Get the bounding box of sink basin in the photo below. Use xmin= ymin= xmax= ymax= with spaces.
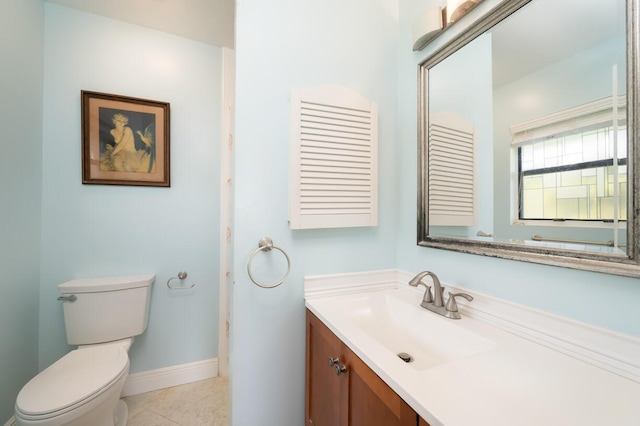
xmin=328 ymin=290 xmax=497 ymax=370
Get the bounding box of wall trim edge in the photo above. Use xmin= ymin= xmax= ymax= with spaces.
xmin=304 ymin=269 xmax=400 ymax=299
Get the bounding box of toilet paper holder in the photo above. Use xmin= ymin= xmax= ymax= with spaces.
xmin=167 ymin=271 xmax=196 ymax=290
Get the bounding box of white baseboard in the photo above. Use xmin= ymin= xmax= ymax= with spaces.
xmin=121 ymin=358 xmax=218 ymax=397
xmin=3 ymin=416 xmax=15 ymax=426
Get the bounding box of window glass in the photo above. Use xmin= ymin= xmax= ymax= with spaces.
xmin=519 ymin=125 xmax=626 ymax=220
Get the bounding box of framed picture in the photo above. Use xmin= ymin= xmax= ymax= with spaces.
xmin=81 ymin=91 xmax=170 ymax=187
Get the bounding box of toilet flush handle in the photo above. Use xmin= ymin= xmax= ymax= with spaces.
xmin=57 ymin=295 xmax=77 ymax=302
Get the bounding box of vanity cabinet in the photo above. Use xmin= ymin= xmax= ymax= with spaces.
xmin=306 ymin=309 xmax=430 ymax=426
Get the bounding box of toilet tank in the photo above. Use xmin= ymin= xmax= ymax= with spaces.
xmin=57 ymin=274 xmax=155 ymax=345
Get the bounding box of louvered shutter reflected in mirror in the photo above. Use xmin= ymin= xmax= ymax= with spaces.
xmin=429 ymin=111 xmax=476 ymax=226
xmin=290 ymin=86 xmax=378 ymax=229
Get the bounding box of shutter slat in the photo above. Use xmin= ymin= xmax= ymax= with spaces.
xmin=301 ymin=156 xmax=372 ymax=167
xmin=301 ymin=146 xmax=372 ymax=158
xmin=301 ymin=135 xmax=372 ymax=149
xmin=301 ymin=101 xmax=371 ymax=118
xmin=300 ymin=208 xmax=372 ymax=215
xmin=301 ymin=114 xmax=372 ymax=130
xmin=301 ymin=176 xmax=371 ymax=184
xmin=301 ymin=127 xmax=371 ymax=142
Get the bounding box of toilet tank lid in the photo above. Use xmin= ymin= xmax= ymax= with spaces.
xmin=58 ymin=274 xmax=155 ymax=293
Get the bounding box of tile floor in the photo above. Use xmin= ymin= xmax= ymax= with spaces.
xmin=124 ymin=377 xmax=229 ymax=426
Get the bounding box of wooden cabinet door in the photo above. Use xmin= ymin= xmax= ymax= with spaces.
xmin=344 ymin=345 xmax=417 ymax=426
xmin=419 ymin=417 xmax=432 ymax=426
xmin=306 ymin=311 xmax=348 ymax=426
xmin=306 ymin=309 xmax=419 ymax=426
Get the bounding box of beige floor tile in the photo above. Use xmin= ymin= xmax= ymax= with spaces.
xmin=124 ymin=377 xmax=229 ymax=426
xmin=124 ymin=399 xmax=146 ymax=420
xmin=127 ymin=408 xmax=181 ymax=426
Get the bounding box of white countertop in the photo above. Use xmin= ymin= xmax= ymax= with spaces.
xmin=305 ymin=285 xmax=640 ymax=426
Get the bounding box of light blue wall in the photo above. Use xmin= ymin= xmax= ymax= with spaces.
xmin=0 ymin=0 xmax=44 ymax=420
xmin=39 ymin=4 xmax=222 ymax=373
xmin=232 ymin=0 xmax=399 ymax=424
xmin=397 ymin=0 xmax=640 ymax=337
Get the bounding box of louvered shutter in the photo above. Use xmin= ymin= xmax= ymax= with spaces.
xmin=429 ymin=111 xmax=476 ymax=226
xmin=290 ymin=86 xmax=378 ymax=229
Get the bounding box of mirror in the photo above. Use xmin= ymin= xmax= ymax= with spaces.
xmin=418 ymin=0 xmax=640 ymax=277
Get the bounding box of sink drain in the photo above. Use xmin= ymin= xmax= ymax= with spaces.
xmin=397 ymin=352 xmax=413 ymax=363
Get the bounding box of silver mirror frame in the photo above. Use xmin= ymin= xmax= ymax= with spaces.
xmin=418 ymin=0 xmax=640 ymax=278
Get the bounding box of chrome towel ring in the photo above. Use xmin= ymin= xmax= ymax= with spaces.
xmin=247 ymin=237 xmax=291 ymax=289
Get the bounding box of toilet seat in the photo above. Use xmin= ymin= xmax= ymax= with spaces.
xmin=15 ymin=345 xmax=129 ymax=421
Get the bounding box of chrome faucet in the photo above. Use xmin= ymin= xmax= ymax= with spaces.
xmin=408 ymin=271 xmax=473 ymax=320
xmin=409 ymin=271 xmax=444 ymax=307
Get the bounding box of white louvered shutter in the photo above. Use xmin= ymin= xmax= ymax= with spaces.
xmin=290 ymin=86 xmax=378 ymax=229
xmin=429 ymin=111 xmax=476 ymax=226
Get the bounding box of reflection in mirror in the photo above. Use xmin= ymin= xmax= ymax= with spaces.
xmin=419 ymin=0 xmax=640 ymax=276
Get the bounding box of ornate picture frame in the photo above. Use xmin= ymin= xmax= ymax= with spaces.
xmin=81 ymin=91 xmax=170 ymax=187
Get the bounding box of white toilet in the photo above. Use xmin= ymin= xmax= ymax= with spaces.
xmin=15 ymin=274 xmax=155 ymax=426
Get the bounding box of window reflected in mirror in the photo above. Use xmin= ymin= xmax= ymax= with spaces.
xmin=519 ymin=124 xmax=627 ymax=222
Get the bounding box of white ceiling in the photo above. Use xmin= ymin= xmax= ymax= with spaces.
xmin=46 ymin=0 xmax=235 ymax=48
xmin=491 ymin=0 xmax=624 ymax=87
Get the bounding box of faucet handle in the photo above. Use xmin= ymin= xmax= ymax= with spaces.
xmin=445 ymin=292 xmax=474 ymax=313
xmin=422 ymin=285 xmax=433 ymax=303
xmin=409 ymin=278 xmax=433 ymax=303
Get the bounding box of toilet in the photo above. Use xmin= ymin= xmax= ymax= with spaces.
xmin=15 ymin=274 xmax=155 ymax=426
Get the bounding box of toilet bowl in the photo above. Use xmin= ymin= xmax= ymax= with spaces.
xmin=15 ymin=274 xmax=154 ymax=426
xmin=15 ymin=344 xmax=130 ymax=426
